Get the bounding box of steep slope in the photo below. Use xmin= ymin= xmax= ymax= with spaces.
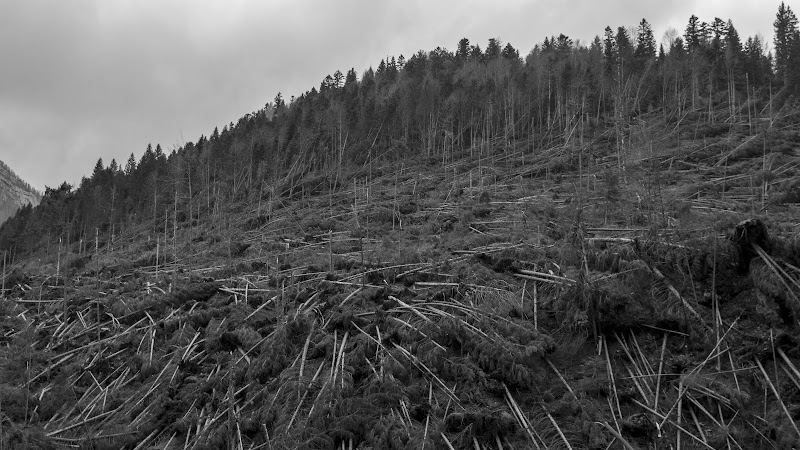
xmin=0 ymin=106 xmax=799 ymax=449
xmin=0 ymin=160 xmax=41 ymax=224
xmin=0 ymin=8 xmax=799 ymax=447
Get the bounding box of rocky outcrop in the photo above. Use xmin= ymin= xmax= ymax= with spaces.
xmin=0 ymin=160 xmax=41 ymax=224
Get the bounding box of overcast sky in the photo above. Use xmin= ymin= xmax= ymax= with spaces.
xmin=0 ymin=0 xmax=786 ymax=191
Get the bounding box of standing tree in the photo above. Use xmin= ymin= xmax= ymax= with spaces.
xmin=774 ymin=2 xmax=800 ymax=89
xmin=743 ymin=35 xmax=771 ymax=87
xmin=124 ymin=153 xmax=136 ymax=176
xmin=635 ymin=18 xmax=657 ymax=62
xmin=456 ymin=38 xmax=470 ymax=61
xmin=486 ymin=38 xmax=502 ymax=60
xmin=603 ymin=26 xmax=617 ymax=80
xmin=684 ymin=15 xmax=706 ymax=54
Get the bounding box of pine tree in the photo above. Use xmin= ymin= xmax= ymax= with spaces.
xmin=125 ymin=153 xmax=136 ymax=176
xmin=725 ymin=20 xmax=743 ymax=74
xmin=603 ymin=26 xmax=617 ymax=68
xmin=774 ymin=2 xmax=799 ymax=87
xmin=669 ymin=37 xmax=685 ymax=57
xmin=616 ymin=27 xmax=634 ymax=74
xmin=744 ymin=35 xmax=771 ymax=86
xmin=320 ymin=74 xmax=335 ymax=93
xmin=502 ymin=43 xmax=519 ymax=60
xmin=92 ymin=158 xmax=104 ymax=181
xmin=456 ymin=38 xmax=470 ymax=61
xmin=684 ymin=15 xmax=704 ymax=53
xmin=635 ymin=18 xmax=656 ymax=60
xmin=555 ymin=34 xmax=572 ymax=53
xmin=469 ymin=44 xmax=483 ymax=62
xmin=485 ymin=38 xmax=502 ymax=60
xmin=634 ymin=18 xmax=656 ymax=75
xmin=710 ymin=17 xmax=727 ymax=60
xmin=386 ymin=56 xmax=398 ymax=81
xmin=332 ymin=70 xmax=344 ymax=89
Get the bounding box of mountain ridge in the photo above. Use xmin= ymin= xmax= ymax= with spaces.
xmin=0 ymin=159 xmax=41 ymax=225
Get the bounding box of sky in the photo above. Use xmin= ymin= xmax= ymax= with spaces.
xmin=0 ymin=0 xmax=787 ymax=192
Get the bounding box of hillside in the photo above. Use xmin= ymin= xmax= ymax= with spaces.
xmin=0 ymin=104 xmax=799 ymax=449
xmin=1 ymin=7 xmax=800 ymax=450
xmin=0 ymin=160 xmax=41 ymax=225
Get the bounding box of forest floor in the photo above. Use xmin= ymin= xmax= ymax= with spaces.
xmin=2 ymin=108 xmax=800 ymax=449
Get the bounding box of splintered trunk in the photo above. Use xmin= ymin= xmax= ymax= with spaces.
xmin=708 ymin=75 xmax=713 ymax=123
xmin=163 ymin=207 xmax=169 ymax=254
xmin=173 ymin=185 xmax=178 ymax=279
xmin=248 ymin=139 xmax=254 ymax=191
xmin=257 ymin=183 xmax=263 ymax=218
xmin=547 ymin=78 xmax=552 ymax=136
xmin=2 ymin=250 xmax=6 ymax=297
xmin=152 ymin=173 xmax=158 ymax=235
xmin=186 ymin=159 xmax=192 ymax=228
xmin=206 ymin=161 xmax=210 ymax=217
xmin=746 ymin=73 xmax=752 ymax=135
xmin=505 ymin=84 xmax=514 ymax=149
xmin=56 ymin=237 xmax=61 ymax=282
xmin=109 ymin=186 xmax=116 ymax=250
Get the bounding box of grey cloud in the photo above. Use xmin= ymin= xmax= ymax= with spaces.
xmin=0 ymin=0 xmax=780 ymax=191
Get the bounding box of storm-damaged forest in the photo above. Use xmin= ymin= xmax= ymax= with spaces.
xmin=1 ymin=5 xmax=800 ymax=450
xmin=3 ymin=9 xmax=799 ymax=255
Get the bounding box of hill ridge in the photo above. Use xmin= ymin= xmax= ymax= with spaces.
xmin=0 ymin=159 xmax=41 ymax=225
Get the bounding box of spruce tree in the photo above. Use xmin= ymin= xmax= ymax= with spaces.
xmin=332 ymin=70 xmax=344 ymax=89
xmin=635 ymin=18 xmax=656 ymax=60
xmin=684 ymin=15 xmax=704 ymax=53
xmin=485 ymin=38 xmax=502 ymax=60
xmin=456 ymin=38 xmax=470 ymax=61
xmin=774 ymin=2 xmax=799 ymax=87
xmin=125 ymin=153 xmax=136 ymax=176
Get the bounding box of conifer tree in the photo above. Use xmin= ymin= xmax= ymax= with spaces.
xmin=684 ymin=15 xmax=704 ymax=53
xmin=124 ymin=153 xmax=136 ymax=176
xmin=332 ymin=70 xmax=344 ymax=89
xmin=603 ymin=26 xmax=617 ymax=76
xmin=486 ymin=38 xmax=502 ymax=60
xmin=456 ymin=38 xmax=470 ymax=61
xmin=744 ymin=35 xmax=771 ymax=87
xmin=92 ymin=158 xmax=104 ymax=180
xmin=774 ymin=2 xmax=799 ymax=87
xmin=725 ymin=20 xmax=743 ymax=79
xmin=635 ymin=18 xmax=656 ymax=60
xmin=469 ymin=44 xmax=483 ymax=62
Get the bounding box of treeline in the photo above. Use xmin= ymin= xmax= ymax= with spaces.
xmin=1 ymin=6 xmax=799 ymax=261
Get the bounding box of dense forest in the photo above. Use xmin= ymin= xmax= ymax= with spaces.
xmin=2 ymin=6 xmax=799 ymax=260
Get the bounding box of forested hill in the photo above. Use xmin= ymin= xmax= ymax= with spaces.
xmin=1 ymin=7 xmax=799 ymax=260
xmin=0 ymin=160 xmax=41 ymax=225
xmin=2 ymin=6 xmax=800 ymax=449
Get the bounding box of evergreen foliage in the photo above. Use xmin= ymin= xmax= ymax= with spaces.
xmin=0 ymin=8 xmax=797 ymax=259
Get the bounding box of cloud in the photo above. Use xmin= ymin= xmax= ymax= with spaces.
xmin=0 ymin=0 xmax=784 ymax=190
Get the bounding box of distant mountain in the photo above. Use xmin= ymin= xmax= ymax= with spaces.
xmin=0 ymin=159 xmax=41 ymax=224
